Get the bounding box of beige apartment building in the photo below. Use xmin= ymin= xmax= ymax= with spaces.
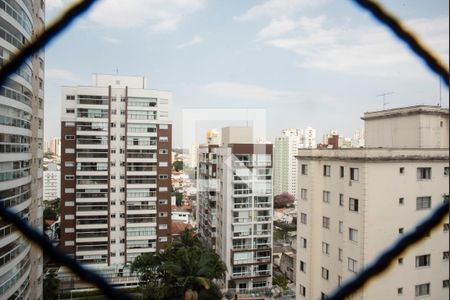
xmin=295 ymin=105 xmax=449 ymax=299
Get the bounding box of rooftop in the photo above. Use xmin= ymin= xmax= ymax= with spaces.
xmin=362 ymin=105 xmax=449 ymax=120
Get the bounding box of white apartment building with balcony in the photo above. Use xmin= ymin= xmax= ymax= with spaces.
xmin=43 ymin=163 xmax=60 ymax=201
xmin=197 ymin=127 xmax=274 ymax=291
xmin=59 ymin=74 xmax=172 ymax=276
xmin=295 ymin=105 xmax=449 ymax=299
xmin=0 ymin=1 xmax=45 ymax=299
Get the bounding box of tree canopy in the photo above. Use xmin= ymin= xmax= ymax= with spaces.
xmin=274 ymin=192 xmax=295 ymax=208
xmin=131 ymin=229 xmax=226 ymax=300
xmin=173 ymin=160 xmax=184 ymax=172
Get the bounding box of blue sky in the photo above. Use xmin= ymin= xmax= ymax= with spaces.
xmin=44 ymin=0 xmax=449 ymax=147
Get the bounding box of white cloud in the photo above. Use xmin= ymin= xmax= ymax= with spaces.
xmin=46 ymin=0 xmax=64 ymax=10
xmin=86 ymin=0 xmax=204 ymax=31
xmin=176 ymin=35 xmax=204 ymax=49
xmin=256 ymin=17 xmax=298 ymax=40
xmin=203 ymin=82 xmax=296 ymax=102
xmin=46 ymin=69 xmax=80 ymax=83
xmin=235 ymin=0 xmax=328 ymax=21
xmin=101 ymin=36 xmax=121 ymax=44
xmin=261 ymin=16 xmax=449 ymax=78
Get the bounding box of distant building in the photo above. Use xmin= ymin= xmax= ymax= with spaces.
xmin=206 ymin=129 xmax=221 ymax=145
xmin=171 ymin=207 xmax=192 ymax=224
xmin=43 ymin=163 xmax=61 ymax=201
xmin=273 ymin=127 xmax=317 ymax=197
xmin=50 ymin=136 xmax=61 ymax=157
xmin=295 ymin=105 xmax=449 ymax=299
xmin=197 ymin=127 xmax=273 ymax=291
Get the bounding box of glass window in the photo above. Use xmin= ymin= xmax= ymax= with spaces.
xmin=349 ymin=198 xmax=359 ymax=212
xmin=350 ymin=168 xmax=359 ymax=181
xmin=415 ymin=254 xmax=431 ymax=267
xmin=417 ymin=167 xmax=431 ymax=180
xmin=416 ymin=197 xmax=431 ymax=210
xmin=415 ymin=283 xmax=430 ymax=297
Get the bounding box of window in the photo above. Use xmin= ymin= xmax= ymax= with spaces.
xmin=322 ymin=242 xmax=329 ymax=255
xmin=300 ymin=213 xmax=307 ymax=225
xmin=339 ymin=221 xmax=344 ymax=233
xmin=301 ymin=164 xmax=308 ymax=175
xmin=321 ymin=267 xmax=329 ymax=280
xmin=300 ymin=237 xmax=307 ymax=248
xmin=65 ymin=148 xmax=75 ymax=154
xmin=159 ymin=149 xmax=169 ymax=154
xmin=348 ymin=258 xmax=358 ymax=273
xmin=399 ymin=197 xmax=404 ymax=205
xmin=443 ymin=280 xmax=449 ymax=288
xmin=349 ymin=228 xmax=358 ymax=242
xmin=159 ymin=174 xmax=169 ymax=180
xmin=159 ymin=136 xmax=169 ymax=142
xmin=417 ymin=167 xmax=431 ymax=180
xmin=159 ymin=199 xmax=168 ymax=205
xmin=415 ymin=283 xmax=430 ymax=297
xmin=321 ymin=293 xmax=328 ymax=300
xmin=443 ymin=251 xmax=449 ymax=260
xmin=159 ymin=124 xmax=169 ymax=129
xmin=65 ymin=241 xmax=75 ymax=246
xmin=445 ymin=167 xmax=449 ymax=176
xmin=339 ymin=193 xmax=344 ymax=206
xmin=397 ymin=288 xmax=403 ymax=295
xmin=65 ymin=188 xmax=74 ymax=193
xmin=300 ymin=260 xmax=306 ymax=273
xmin=338 ymin=276 xmax=342 ymax=287
xmin=159 ymin=162 xmax=168 ymax=167
xmin=65 ymin=175 xmax=75 ymax=180
xmin=323 ymin=165 xmax=331 ymax=177
xmin=65 ymin=135 xmax=75 ymax=140
xmin=159 ymin=187 xmax=168 ymax=192
xmin=299 ymin=285 xmax=306 ymax=297
xmin=65 ymin=228 xmax=74 ymax=233
xmin=323 ymin=191 xmax=330 ymax=203
xmin=415 ymin=254 xmax=431 ymax=267
xmin=322 ymin=217 xmax=330 ymax=229
xmin=66 ymin=95 xmax=75 ymax=100
xmin=349 ymin=198 xmax=359 ymax=212
xmin=159 ymin=224 xmax=168 ymax=230
xmin=338 ymin=248 xmax=343 ymax=261
xmin=159 ymin=212 xmax=168 ymax=217
xmin=159 ymin=236 xmax=168 ymax=242
xmin=65 ymin=122 xmax=75 ymax=127
xmin=340 ymin=166 xmax=344 ymax=178
xmin=398 ymin=228 xmax=404 ymax=234
xmin=416 ymin=197 xmax=431 ymax=210
xmin=444 ymin=223 xmax=449 ymax=232
xmin=65 ymin=161 xmax=75 ymax=167
xmin=398 ymin=257 xmax=403 ymax=265
xmin=301 ymin=188 xmax=307 ymax=200
xmin=65 ymin=214 xmax=74 ymax=220
xmin=399 ymin=167 xmax=405 ymax=174
xmin=350 ymin=168 xmax=359 ymax=181
xmin=66 ymin=109 xmax=75 ymax=114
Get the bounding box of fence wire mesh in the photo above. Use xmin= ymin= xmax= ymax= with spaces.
xmin=0 ymin=0 xmax=448 ymax=299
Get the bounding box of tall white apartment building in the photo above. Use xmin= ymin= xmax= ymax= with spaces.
xmin=295 ymin=105 xmax=449 ymax=299
xmin=0 ymin=1 xmax=45 ymax=299
xmin=197 ymin=127 xmax=273 ymax=291
xmin=59 ymin=74 xmax=172 ymax=275
xmin=50 ymin=136 xmax=61 ymax=157
xmin=43 ymin=163 xmax=61 ymax=201
xmin=273 ymin=127 xmax=315 ymax=197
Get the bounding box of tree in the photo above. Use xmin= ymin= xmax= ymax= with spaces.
xmin=172 ymin=191 xmax=183 ymax=206
xmin=173 ymin=160 xmax=184 ymax=172
xmin=131 ymin=229 xmax=226 ymax=300
xmin=273 ymin=273 xmax=288 ymax=290
xmin=43 ymin=272 xmax=60 ymax=300
xmin=43 ymin=207 xmax=57 ymax=221
xmin=274 ymin=192 xmax=295 ymax=208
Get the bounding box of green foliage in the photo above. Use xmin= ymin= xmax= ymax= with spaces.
xmin=43 ymin=207 xmax=57 ymax=221
xmin=43 ymin=272 xmax=60 ymax=300
xmin=131 ymin=229 xmax=226 ymax=300
xmin=273 ymin=273 xmax=289 ymax=290
xmin=172 ymin=191 xmax=183 ymax=206
xmin=173 ymin=160 xmax=184 ymax=172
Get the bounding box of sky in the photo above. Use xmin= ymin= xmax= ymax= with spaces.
xmin=44 ymin=0 xmax=449 ymax=147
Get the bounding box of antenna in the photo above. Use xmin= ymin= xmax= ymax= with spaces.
xmin=377 ymin=92 xmax=394 ymax=110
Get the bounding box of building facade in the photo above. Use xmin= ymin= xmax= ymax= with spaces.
xmin=295 ymin=106 xmax=449 ymax=299
xmin=0 ymin=0 xmax=45 ymax=299
xmin=43 ymin=163 xmax=61 ymax=201
xmin=197 ymin=127 xmax=274 ymax=291
xmin=59 ymin=74 xmax=172 ymax=275
xmin=273 ymin=129 xmax=300 ymax=196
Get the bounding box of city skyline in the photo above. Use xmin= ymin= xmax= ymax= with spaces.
xmin=44 ymin=0 xmax=449 ymax=147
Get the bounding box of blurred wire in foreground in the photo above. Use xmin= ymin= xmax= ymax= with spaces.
xmin=0 ymin=205 xmax=133 ymax=300
xmin=328 ymin=198 xmax=449 ymax=300
xmin=352 ymin=0 xmax=449 ymax=87
xmin=0 ymin=0 xmax=100 ymax=87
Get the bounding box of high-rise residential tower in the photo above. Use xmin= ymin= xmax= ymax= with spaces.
xmin=197 ymin=127 xmax=273 ymax=291
xmin=0 ymin=0 xmax=45 ymax=299
xmin=59 ymin=74 xmax=172 ymax=276
xmin=295 ymin=105 xmax=449 ymax=299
